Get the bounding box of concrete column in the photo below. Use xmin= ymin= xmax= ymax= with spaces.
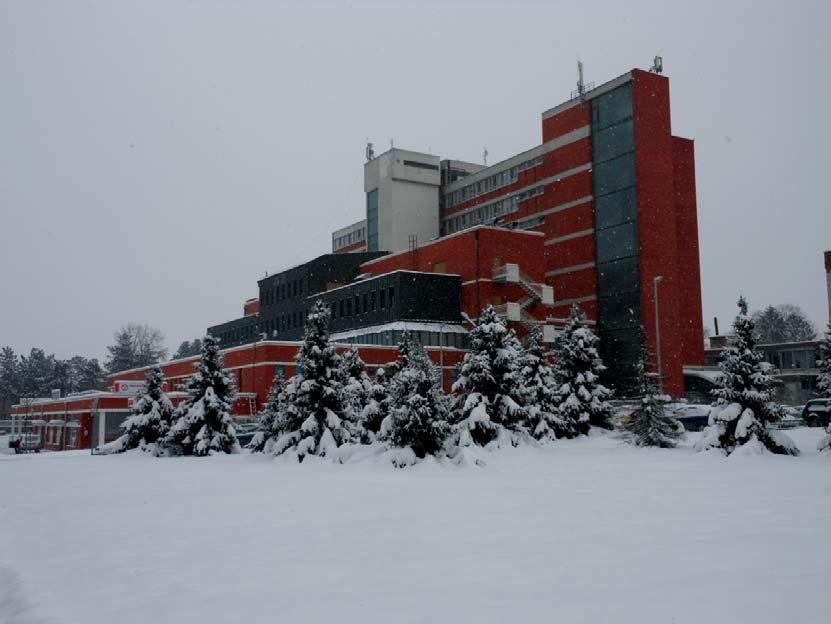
xmin=826 ymin=250 xmax=831 ymax=324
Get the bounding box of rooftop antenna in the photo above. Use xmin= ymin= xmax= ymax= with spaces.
xmin=390 ymin=138 xmax=394 ymax=150
xmin=483 ymin=147 xmax=488 ymax=166
xmin=650 ymin=55 xmax=664 ymax=74
xmin=365 ymin=140 xmax=374 ymax=161
xmin=576 ymin=60 xmax=585 ymax=97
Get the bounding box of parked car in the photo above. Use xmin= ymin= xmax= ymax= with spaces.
xmin=802 ymin=399 xmax=831 ymax=428
xmin=667 ymin=404 xmax=711 ymax=432
xmin=9 ymin=433 xmax=42 ymax=454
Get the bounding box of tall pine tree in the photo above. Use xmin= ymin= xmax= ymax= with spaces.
xmin=380 ymin=340 xmax=449 ymax=464
xmin=519 ymin=326 xmax=571 ymax=440
xmin=450 ymin=305 xmax=526 ymax=447
xmin=625 ymin=329 xmax=681 ymax=448
xmin=271 ymin=300 xmax=352 ymax=460
xmin=165 ymin=335 xmax=239 ymax=456
xmin=551 ymin=305 xmax=613 ymax=436
xmin=696 ymin=297 xmax=798 ymax=456
xmin=104 ymin=366 xmax=175 ymax=455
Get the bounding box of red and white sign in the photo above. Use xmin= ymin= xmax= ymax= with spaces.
xmin=113 ymin=380 xmax=169 ymax=395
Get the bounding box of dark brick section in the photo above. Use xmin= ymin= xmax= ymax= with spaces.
xmin=312 ymin=271 xmax=462 ymax=335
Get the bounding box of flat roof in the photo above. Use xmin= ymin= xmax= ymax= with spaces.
xmin=359 ymin=225 xmax=544 ymax=269
xmin=541 ymin=70 xmax=634 ymax=120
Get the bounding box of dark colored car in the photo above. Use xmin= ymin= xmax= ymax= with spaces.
xmin=802 ymin=399 xmax=831 ymax=427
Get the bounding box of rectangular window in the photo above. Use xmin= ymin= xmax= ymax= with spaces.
xmin=346 ymin=299 xmax=352 ymax=316
xmin=388 ymin=286 xmax=395 ymax=308
xmin=370 ymin=291 xmax=376 ymax=311
xmin=403 ymin=160 xmax=439 ymax=171
xmin=593 ymin=119 xmax=634 ymax=164
xmin=597 ymin=292 xmax=641 ymax=331
xmin=366 ymin=188 xmax=380 ymax=252
xmin=355 ymin=295 xmax=360 ymax=315
xmin=339 ymin=299 xmax=345 ymax=317
xmin=595 ymin=187 xmax=637 ymax=231
xmin=592 ymin=83 xmax=633 ymax=130
xmin=362 ymin=293 xmax=368 ymax=313
xmin=593 ymin=153 xmax=636 ymax=197
xmin=596 ymin=222 xmax=638 ymax=263
xmin=380 ymin=289 xmax=386 ymax=309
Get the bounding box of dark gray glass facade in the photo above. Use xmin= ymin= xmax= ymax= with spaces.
xmin=366 ymin=189 xmax=379 ymax=252
xmin=591 ymin=82 xmax=641 ymax=394
xmin=313 ymin=271 xmax=462 ymax=338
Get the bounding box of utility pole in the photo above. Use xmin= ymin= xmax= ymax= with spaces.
xmin=653 ymin=276 xmax=664 ymax=394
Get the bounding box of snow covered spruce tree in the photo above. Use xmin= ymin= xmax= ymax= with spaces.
xmin=340 ymin=345 xmax=370 ymax=423
xmin=551 ymin=305 xmax=614 ymax=436
xmin=248 ymin=370 xmax=286 ymax=453
xmin=696 ymin=297 xmax=798 ymax=456
xmin=450 ymin=305 xmax=527 ymax=447
xmin=815 ymin=324 xmax=831 ymax=452
xmin=625 ymin=329 xmax=681 ymax=448
xmin=358 ymin=367 xmax=390 ymax=443
xmin=103 ymin=365 xmax=174 ymax=455
xmin=519 ymin=326 xmax=570 ymax=440
xmin=165 ymin=335 xmax=240 ymax=456
xmin=816 ymin=323 xmax=831 ymax=400
xmin=380 ymin=339 xmax=449 ymax=464
xmin=271 ymin=300 xmax=352 ymax=461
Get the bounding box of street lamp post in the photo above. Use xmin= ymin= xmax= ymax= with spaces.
xmin=653 ymin=275 xmax=664 ymax=394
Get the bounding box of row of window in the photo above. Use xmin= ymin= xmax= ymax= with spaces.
xmin=330 ymin=285 xmax=395 ymax=321
xmin=215 ymin=322 xmax=257 ymax=346
xmin=262 ymin=278 xmax=304 ymax=306
xmin=444 ymin=156 xmax=543 ymax=208
xmin=443 ymin=185 xmax=544 ymax=234
xmin=262 ymin=310 xmax=306 ymax=336
xmin=338 ymin=328 xmax=469 ymax=350
xmin=333 ymin=226 xmax=366 ymax=251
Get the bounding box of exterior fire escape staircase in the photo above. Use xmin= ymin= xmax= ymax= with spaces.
xmin=491 ymin=263 xmax=556 ymax=339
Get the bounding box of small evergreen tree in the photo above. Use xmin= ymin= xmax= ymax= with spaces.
xmin=248 ymin=371 xmax=286 ymax=453
xmin=696 ymin=297 xmax=798 ymax=456
xmin=450 ymin=305 xmax=526 ymax=447
xmin=816 ymin=323 xmax=831 ymax=400
xmin=165 ymin=335 xmax=239 ymax=456
xmin=271 ymin=300 xmax=351 ymax=460
xmin=392 ymin=330 xmax=415 ymax=373
xmin=519 ymin=326 xmax=571 ymax=440
xmin=340 ymin=345 xmax=370 ymax=423
xmin=625 ymin=329 xmax=681 ymax=448
xmin=551 ymin=305 xmax=614 ymax=436
xmin=815 ymin=324 xmax=831 ymax=453
xmin=358 ymin=367 xmax=390 ymax=443
xmin=380 ymin=340 xmax=449 ymax=463
xmin=104 ymin=366 xmax=175 ymax=455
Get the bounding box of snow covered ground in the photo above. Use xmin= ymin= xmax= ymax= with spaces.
xmin=2 ymin=428 xmax=829 ymax=624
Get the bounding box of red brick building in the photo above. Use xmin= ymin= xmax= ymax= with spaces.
xmin=332 ymin=67 xmax=704 ymax=395
xmin=10 ymin=341 xmax=466 ymax=451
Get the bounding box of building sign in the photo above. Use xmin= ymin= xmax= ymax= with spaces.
xmin=113 ymin=380 xmax=168 ymax=395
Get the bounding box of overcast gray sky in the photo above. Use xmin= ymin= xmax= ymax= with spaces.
xmin=1 ymin=0 xmax=829 ymax=360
